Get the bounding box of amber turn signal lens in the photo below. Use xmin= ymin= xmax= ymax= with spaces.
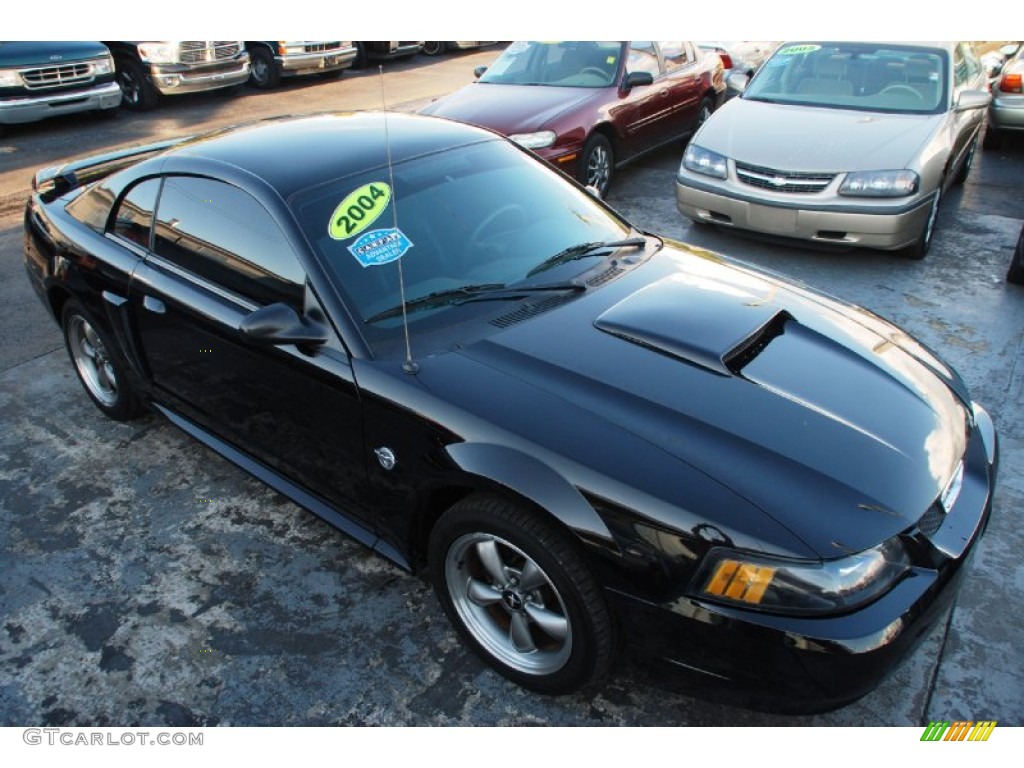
xmin=704 ymin=559 xmax=775 ymax=604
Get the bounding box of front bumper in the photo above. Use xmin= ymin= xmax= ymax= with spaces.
xmin=613 ymin=405 xmax=997 ymax=713
xmin=0 ymin=81 xmax=121 ymax=125
xmin=149 ymin=59 xmax=250 ymax=95
xmin=278 ymin=47 xmax=357 ymax=75
xmin=676 ymin=173 xmax=934 ymax=251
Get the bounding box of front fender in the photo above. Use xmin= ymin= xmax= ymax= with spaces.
xmin=445 ymin=441 xmax=618 ymax=551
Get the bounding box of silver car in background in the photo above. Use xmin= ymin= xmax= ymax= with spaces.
xmin=676 ymin=41 xmax=990 ymax=259
xmin=984 ymin=43 xmax=1023 ymax=150
xmin=698 ymin=41 xmax=777 ymax=97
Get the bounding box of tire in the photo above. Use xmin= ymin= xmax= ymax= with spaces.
xmin=248 ymin=46 xmax=281 ymax=89
xmin=904 ymin=186 xmax=941 ymax=260
xmin=982 ymin=124 xmax=1002 ymax=151
xmin=115 ymin=57 xmax=159 ymax=111
xmin=61 ymin=300 xmax=143 ymax=421
xmin=428 ymin=495 xmax=615 ymax=694
xmin=954 ymin=135 xmax=978 ymax=185
xmin=579 ymin=133 xmax=614 ymax=197
xmin=422 ymin=41 xmax=447 ymax=57
xmin=694 ymin=96 xmax=715 ymax=135
xmin=351 ymin=42 xmax=368 ymax=70
xmin=1009 ymin=226 xmax=1024 ymax=285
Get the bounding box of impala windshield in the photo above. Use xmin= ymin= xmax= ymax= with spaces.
xmin=744 ymin=43 xmax=949 ymax=114
xmin=479 ymin=41 xmax=623 ymax=87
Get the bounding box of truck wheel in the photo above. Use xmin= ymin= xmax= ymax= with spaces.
xmin=249 ymin=46 xmax=280 ymax=89
xmin=116 ymin=57 xmax=158 ymax=111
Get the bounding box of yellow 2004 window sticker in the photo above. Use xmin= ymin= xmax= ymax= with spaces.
xmin=329 ymin=182 xmax=392 ymax=240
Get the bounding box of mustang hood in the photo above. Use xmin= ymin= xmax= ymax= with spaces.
xmin=697 ymin=98 xmax=943 ymax=171
xmin=420 ymin=83 xmax=600 ymax=135
xmin=425 ymin=246 xmax=969 ymax=559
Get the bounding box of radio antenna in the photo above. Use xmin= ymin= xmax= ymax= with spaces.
xmin=380 ymin=64 xmax=418 ymax=374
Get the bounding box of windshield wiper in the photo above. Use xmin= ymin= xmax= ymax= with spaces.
xmin=365 ymin=281 xmax=584 ymax=323
xmin=526 ymin=236 xmax=646 ymax=277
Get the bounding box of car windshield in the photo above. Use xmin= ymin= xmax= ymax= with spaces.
xmin=478 ymin=41 xmax=623 ymax=87
xmin=290 ymin=138 xmax=631 ymax=352
xmin=743 ymin=43 xmax=949 ymax=114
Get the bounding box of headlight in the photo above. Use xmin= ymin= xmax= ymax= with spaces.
xmin=508 ymin=130 xmax=556 ymax=149
xmin=839 ymin=170 xmax=918 ymax=197
xmin=683 ymin=144 xmax=728 ymax=179
xmin=0 ymin=68 xmax=21 ymax=87
xmin=693 ymin=537 xmax=911 ymax=615
xmin=93 ymin=55 xmax=114 ymax=76
xmin=137 ymin=42 xmax=178 ymax=64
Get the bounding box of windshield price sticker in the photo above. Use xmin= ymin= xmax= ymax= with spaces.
xmin=778 ymin=44 xmax=821 ymax=56
xmin=329 ymin=182 xmax=391 ymax=240
xmin=348 ymin=227 xmax=413 ymax=267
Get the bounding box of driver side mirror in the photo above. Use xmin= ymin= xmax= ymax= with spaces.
xmin=726 ymin=72 xmax=750 ymax=94
xmin=239 ymin=302 xmax=329 ymax=348
xmin=623 ymin=71 xmax=654 ymax=91
xmin=956 ymin=89 xmax=992 ymax=112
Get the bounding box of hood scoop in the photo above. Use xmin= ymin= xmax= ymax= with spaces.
xmin=594 ymin=275 xmax=792 ymax=376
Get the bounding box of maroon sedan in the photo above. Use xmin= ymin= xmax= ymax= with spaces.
xmin=419 ymin=41 xmax=725 ymax=195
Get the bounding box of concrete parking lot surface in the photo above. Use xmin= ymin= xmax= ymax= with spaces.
xmin=1 ymin=49 xmax=1022 ymax=727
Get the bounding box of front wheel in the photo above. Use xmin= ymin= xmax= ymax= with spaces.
xmin=579 ymin=133 xmax=614 ymax=197
xmin=115 ymin=57 xmax=158 ymax=111
xmin=904 ymin=187 xmax=941 ymax=260
xmin=954 ymin=135 xmax=978 ymax=185
xmin=248 ymin=46 xmax=281 ymax=89
xmin=421 ymin=41 xmax=447 ymax=56
xmin=429 ymin=495 xmax=615 ymax=694
xmin=1008 ymin=226 xmax=1024 ymax=285
xmin=62 ymin=300 xmax=143 ymax=421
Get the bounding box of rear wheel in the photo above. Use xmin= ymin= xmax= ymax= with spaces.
xmin=115 ymin=57 xmax=158 ymax=111
xmin=694 ymin=96 xmax=715 ymax=135
xmin=422 ymin=42 xmax=447 ymax=56
xmin=61 ymin=300 xmax=143 ymax=421
xmin=429 ymin=495 xmax=615 ymax=694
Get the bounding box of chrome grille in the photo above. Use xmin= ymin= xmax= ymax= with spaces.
xmin=178 ymin=41 xmax=241 ymax=63
xmin=21 ymin=63 xmax=93 ymax=90
xmin=304 ymin=42 xmax=340 ymax=53
xmin=736 ymin=162 xmax=835 ymax=194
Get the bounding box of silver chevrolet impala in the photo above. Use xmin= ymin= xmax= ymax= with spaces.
xmin=676 ymin=41 xmax=991 ymax=259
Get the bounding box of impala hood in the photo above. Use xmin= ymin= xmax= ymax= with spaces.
xmin=426 ymin=246 xmax=970 ymax=558
xmin=696 ymin=98 xmax=944 ymax=171
xmin=419 ymin=83 xmax=601 ymax=135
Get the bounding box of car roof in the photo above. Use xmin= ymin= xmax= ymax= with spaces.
xmin=166 ymin=111 xmax=501 ymax=200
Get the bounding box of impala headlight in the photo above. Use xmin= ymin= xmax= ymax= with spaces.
xmin=508 ymin=130 xmax=556 ymax=149
xmin=682 ymin=144 xmax=729 ymax=179
xmin=694 ymin=537 xmax=911 ymax=615
xmin=839 ymin=170 xmax=919 ymax=197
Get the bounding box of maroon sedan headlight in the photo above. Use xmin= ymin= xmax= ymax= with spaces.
xmin=508 ymin=130 xmax=556 ymax=149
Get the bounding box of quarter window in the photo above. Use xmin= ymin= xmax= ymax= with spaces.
xmin=658 ymin=42 xmax=690 ymax=72
xmin=112 ymin=178 xmax=160 ymax=249
xmin=153 ymin=176 xmax=305 ymax=307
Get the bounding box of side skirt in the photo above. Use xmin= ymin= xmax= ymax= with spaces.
xmin=152 ymin=402 xmax=411 ymax=571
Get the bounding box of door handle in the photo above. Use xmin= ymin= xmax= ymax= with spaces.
xmin=102 ymin=290 xmax=128 ymax=307
xmin=143 ymin=295 xmax=166 ymax=314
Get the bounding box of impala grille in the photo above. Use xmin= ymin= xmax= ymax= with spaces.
xmin=21 ymin=63 xmax=93 ymax=90
xmin=178 ymin=41 xmax=241 ymax=63
xmin=736 ymin=162 xmax=835 ymax=194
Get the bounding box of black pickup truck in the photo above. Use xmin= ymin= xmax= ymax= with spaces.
xmin=0 ymin=41 xmax=121 ymax=133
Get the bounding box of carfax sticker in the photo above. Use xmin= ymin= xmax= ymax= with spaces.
xmin=348 ymin=228 xmax=413 ymax=267
xmin=329 ymin=182 xmax=391 ymax=240
xmin=777 ymin=44 xmax=821 ymax=56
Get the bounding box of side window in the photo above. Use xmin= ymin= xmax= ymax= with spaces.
xmin=153 ymin=176 xmax=305 ymax=307
xmin=953 ymin=45 xmax=968 ymax=88
xmin=112 ymin=178 xmax=161 ymax=249
xmin=962 ymin=43 xmax=981 ymax=80
xmin=627 ymin=41 xmax=661 ymax=79
xmin=658 ymin=41 xmax=690 ymax=72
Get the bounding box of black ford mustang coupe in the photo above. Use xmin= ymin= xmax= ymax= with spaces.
xmin=24 ymin=112 xmax=996 ymax=711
